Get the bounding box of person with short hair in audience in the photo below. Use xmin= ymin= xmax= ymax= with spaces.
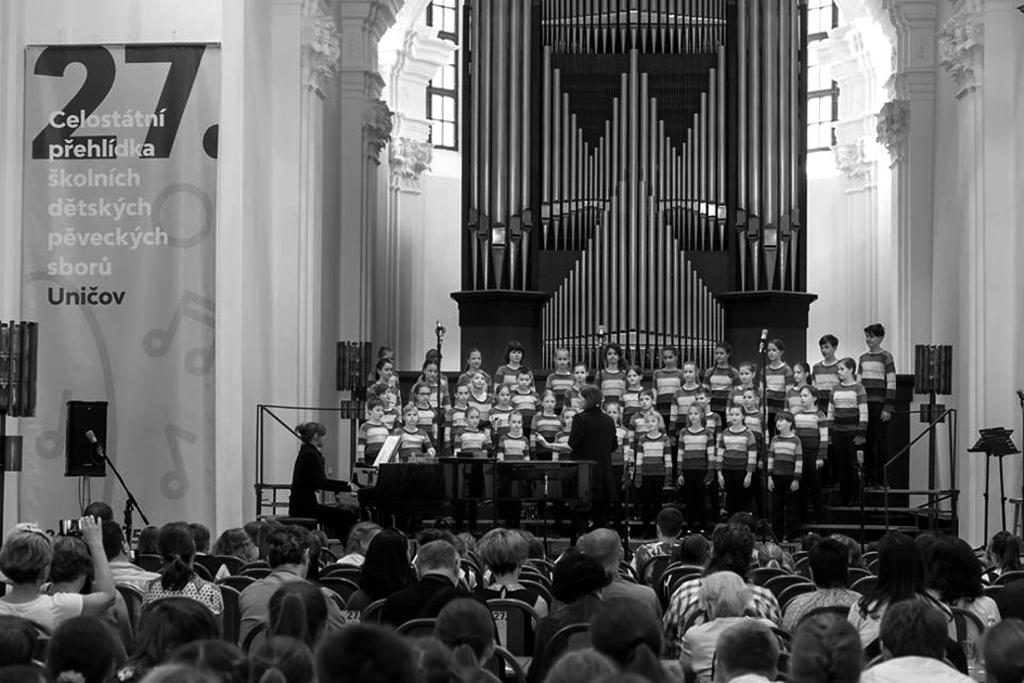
xmin=848 ymin=532 xmax=953 ymax=648
xmin=167 ymin=639 xmax=249 ymax=683
xmin=986 ymin=531 xmax=1023 ymax=579
xmin=0 ymin=518 xmax=115 ymax=630
xmin=238 ymin=524 xmax=345 ymax=643
xmin=189 ymin=523 xmax=211 ymax=557
xmin=0 ymin=615 xmax=38 ymax=666
xmin=663 ymin=523 xmax=781 ymax=658
xmin=381 ymin=539 xmax=474 ymax=626
xmin=315 ymin=623 xmax=420 ymax=683
xmin=103 ymin=520 xmax=160 ymax=591
xmin=591 ymin=597 xmax=679 ymax=683
xmin=543 ymin=649 xmax=617 ymax=683
xmin=528 ymin=551 xmax=610 ymax=683
xmin=46 ymin=615 xmax=124 ymax=683
xmin=754 ymin=542 xmax=793 ymax=573
xmin=136 ymin=526 xmax=161 ymax=557
xmin=925 ymin=535 xmax=1000 ymax=626
xmin=141 ymin=522 xmax=223 ymax=619
xmin=782 ymin=537 xmax=862 ymax=632
xmin=474 ymin=528 xmax=548 ymax=617
xmin=578 ymin=528 xmax=660 ymax=617
xmin=336 ymin=521 xmax=381 ymax=567
xmin=250 ymin=635 xmax=314 ymax=683
xmin=631 ymin=505 xmax=684 ymax=573
xmin=346 ymin=529 xmax=417 ymax=612
xmin=994 ymin=567 xmax=1024 ymax=621
xmin=681 ymin=571 xmax=775 ymax=682
xmin=213 ymin=528 xmax=259 ymax=564
xmin=788 ymin=612 xmax=863 ymax=683
xmin=266 ymin=581 xmax=328 ymax=646
xmin=830 ymin=533 xmax=866 ymax=570
xmin=116 ymin=597 xmax=220 ymax=682
xmin=858 ymin=599 xmax=972 ymax=683
xmin=712 ymin=620 xmax=780 ymax=683
xmin=671 ymin=533 xmax=711 ymax=567
xmin=83 ymin=501 xmax=114 ymax=523
xmin=983 ymin=618 xmax=1024 ymax=683
xmin=434 ymin=598 xmax=502 ymax=683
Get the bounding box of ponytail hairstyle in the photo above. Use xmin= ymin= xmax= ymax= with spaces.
xmin=168 ymin=639 xmax=250 ymax=683
xmin=590 ymin=597 xmax=669 ymax=683
xmin=789 ymin=613 xmax=863 ymax=683
xmin=250 ymin=636 xmax=314 ymax=683
xmin=295 ymin=422 xmax=326 ymax=445
xmin=268 ymin=582 xmax=328 ymax=646
xmin=988 ymin=531 xmax=1024 ymax=573
xmin=433 ymin=599 xmax=496 ymax=670
xmin=157 ymin=522 xmax=197 ymax=591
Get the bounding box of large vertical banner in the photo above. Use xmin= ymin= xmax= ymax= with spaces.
xmin=21 ymin=45 xmax=219 ymax=527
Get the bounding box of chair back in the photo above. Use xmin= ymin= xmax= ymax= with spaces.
xmin=321 ymin=565 xmax=363 ymax=583
xmin=241 ymin=621 xmax=267 ymax=653
xmin=862 ymin=551 xmax=878 ymax=566
xmin=764 ymin=574 xmax=808 ymax=601
xmin=847 ymin=566 xmax=873 ymax=584
xmin=793 ymin=556 xmax=811 ymax=579
xmin=658 ymin=565 xmax=702 ymax=608
xmin=518 ymin=578 xmax=553 ymax=607
xmin=525 ymin=558 xmax=554 ymax=577
xmin=320 ymin=576 xmax=360 ymax=603
xmin=135 ymin=553 xmax=163 ymax=572
xmin=534 ymin=623 xmax=591 ymax=680
xmin=487 ymin=598 xmax=541 ymax=656
xmin=777 ymin=582 xmax=817 ymax=611
xmin=619 ymin=561 xmax=639 ymax=583
xmin=519 ymin=566 xmax=551 ymax=588
xmin=240 ymin=566 xmax=271 ymax=579
xmin=219 ymin=574 xmax=256 ymax=592
xmin=212 ymin=555 xmax=245 ymax=576
xmin=240 ymin=560 xmax=270 ymax=571
xmin=983 ymin=584 xmax=1004 ymax=599
xmin=361 ymin=598 xmax=387 ymax=623
xmin=850 ymin=575 xmax=877 ymax=594
xmin=639 ymin=553 xmax=673 ymax=587
xmin=487 ymin=644 xmax=526 ymax=683
xmin=219 ymin=584 xmax=242 ymax=644
xmin=994 ymin=570 xmax=1024 ymax=586
xmin=116 ymin=583 xmax=145 ymax=634
xmin=461 ymin=558 xmax=484 ymax=588
xmin=791 ymin=550 xmax=808 ymax=562
xmin=951 ymin=606 xmax=987 ymax=671
xmin=397 ymin=617 xmax=438 ymax=638
xmin=750 ymin=567 xmax=789 ymax=586
xmin=192 ymin=562 xmax=214 ymax=582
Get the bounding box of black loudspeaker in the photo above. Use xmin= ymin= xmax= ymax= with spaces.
xmin=65 ymin=401 xmax=107 ymax=477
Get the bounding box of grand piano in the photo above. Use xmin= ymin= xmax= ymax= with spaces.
xmin=356 ymin=458 xmax=595 ymax=527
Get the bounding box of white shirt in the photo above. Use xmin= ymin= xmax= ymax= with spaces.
xmin=336 ymin=553 xmax=365 ymax=567
xmin=859 ymin=656 xmax=973 ymax=683
xmin=0 ymin=593 xmax=84 ymax=631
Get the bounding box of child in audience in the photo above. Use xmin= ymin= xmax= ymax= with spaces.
xmin=704 ymin=341 xmax=740 ymax=420
xmin=671 ymin=360 xmax=703 ymax=426
xmin=767 ymin=411 xmax=803 ymax=541
xmin=531 ymin=390 xmax=562 ymax=461
xmin=511 ymin=368 xmax=541 ymax=434
xmin=457 ymin=347 xmax=491 ymax=389
xmin=677 ymin=405 xmax=716 ymax=531
xmin=396 ymin=403 xmax=436 ymax=462
xmin=717 ymin=405 xmax=757 ymax=517
xmin=813 ymin=334 xmax=841 ymax=415
xmin=489 ymin=384 xmax=515 ymax=447
xmin=494 ymin=340 xmax=528 ymax=392
xmin=654 ymin=346 xmax=685 ymax=429
xmin=635 ymin=413 xmax=673 ymax=537
xmin=545 ymin=347 xmax=575 ymax=411
xmin=794 ymin=385 xmax=828 ymax=524
xmin=764 ymin=338 xmax=794 ymax=437
xmin=357 ymin=397 xmax=391 ymax=465
xmin=621 ymin=366 xmax=645 ymax=425
xmin=787 ymin=361 xmax=815 ymax=413
xmin=858 ymin=323 xmax=896 ymax=486
xmin=828 ymin=358 xmax=868 ymax=505
xmin=597 ymin=342 xmax=628 ymax=402
xmin=467 ymin=370 xmax=493 ymax=422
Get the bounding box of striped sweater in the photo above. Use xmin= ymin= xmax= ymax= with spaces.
xmin=828 ymin=382 xmax=868 ymax=435
xmin=395 ymin=428 xmax=434 ymax=462
xmin=456 ymin=427 xmax=490 ymax=458
xmin=717 ymin=427 xmax=757 ymax=472
xmin=494 ymin=364 xmax=527 ymax=390
xmin=787 ymin=385 xmax=816 ymax=413
xmin=510 ymin=389 xmax=541 ymax=423
xmin=631 ymin=409 xmax=666 ymax=439
xmin=497 ymin=433 xmax=531 ymax=461
xmin=677 ymin=427 xmax=716 ymax=472
xmin=671 ymin=385 xmax=702 ymax=420
xmin=793 ymin=409 xmax=829 ymax=460
xmin=467 ymin=391 xmax=493 ymax=421
xmin=621 ymin=387 xmax=644 ymax=423
xmin=357 ymin=421 xmax=391 ymax=463
xmin=414 ymin=405 xmax=438 ymax=441
xmin=653 ymin=368 xmax=685 ymax=406
xmin=531 ymin=413 xmax=562 ymax=452
xmin=729 ymin=385 xmax=760 ymax=410
xmin=545 ymin=371 xmax=575 ymax=409
xmin=597 ymin=368 xmax=628 ymax=400
xmin=704 ymin=365 xmax=741 ymax=410
xmin=812 ymin=360 xmax=841 ymax=412
xmin=381 ymin=408 xmax=401 ymax=431
xmin=764 ymin=363 xmax=794 ymax=413
xmin=768 ymin=434 xmax=804 ymax=477
xmin=551 ymin=431 xmax=571 ymax=461
xmin=636 ymin=432 xmax=673 ymax=477
xmin=858 ymin=350 xmax=897 ymax=412
xmin=612 ymin=425 xmax=635 ymax=467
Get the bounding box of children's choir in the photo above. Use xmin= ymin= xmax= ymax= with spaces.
xmin=356 ymin=325 xmax=896 ymax=539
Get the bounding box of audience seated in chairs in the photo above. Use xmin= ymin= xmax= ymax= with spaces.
xmin=433 ymin=598 xmax=502 ymax=683
xmin=0 ymin=615 xmax=37 ymax=667
xmin=237 ymin=524 xmax=345 ymax=644
xmin=712 ymin=620 xmax=780 ymax=683
xmin=336 ymin=521 xmax=382 ymax=567
xmin=115 ymin=597 xmax=220 ymax=682
xmin=754 ymin=543 xmax=794 ymax=574
xmin=46 ymin=614 xmax=124 ymax=683
xmin=985 ymin=531 xmax=1023 ymax=581
xmin=858 ymin=599 xmax=973 ymax=683
xmin=983 ymin=618 xmax=1024 ymax=683
xmin=209 ymin=528 xmax=259 ymax=578
xmin=0 ymin=518 xmax=116 ymax=631
xmin=135 ymin=526 xmax=161 ymax=558
xmin=680 ymin=571 xmax=775 ymax=683
xmin=381 ymin=540 xmax=475 ymax=627
xmin=579 ymin=528 xmax=660 ymax=618
xmin=315 ymin=624 xmax=420 ymax=683
xmin=542 ymin=649 xmax=617 ymax=683
xmin=347 ymin=529 xmax=417 ymax=613
xmin=781 ymin=538 xmax=862 ymax=632
xmin=925 ymin=535 xmax=1001 ymax=626
xmin=166 ymin=639 xmax=249 ymax=683
xmin=847 ymin=531 xmax=954 ymax=648
xmin=663 ymin=523 xmax=781 ymax=658
xmin=631 ymin=506 xmax=685 ymax=573
xmin=103 ymin=520 xmax=160 ymax=592
xmin=671 ymin=534 xmax=712 ymax=568
xmin=249 ymin=635 xmax=314 ymax=683
xmin=787 ymin=612 xmax=862 ymax=683
xmin=591 ymin=597 xmax=679 ymax=683
xmin=266 ymin=582 xmax=329 ymax=647
xmin=474 ymin=527 xmax=549 ymax=618
xmin=190 ymin=523 xmax=212 ymax=557
xmin=141 ymin=522 xmax=223 ymax=622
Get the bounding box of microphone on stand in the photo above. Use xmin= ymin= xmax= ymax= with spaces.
xmin=758 ymin=328 xmax=769 ymax=353
xmin=1016 ymin=388 xmax=1024 ymax=402
xmin=856 ymin=449 xmax=864 ymax=470
xmin=85 ymin=430 xmax=105 ymax=464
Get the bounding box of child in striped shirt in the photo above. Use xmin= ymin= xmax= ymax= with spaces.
xmin=497 ymin=411 xmax=531 ymax=527
xmin=455 ymin=407 xmax=491 ymax=458
xmin=597 ymin=342 xmax=628 ymax=402
xmin=489 ymin=384 xmax=515 ymax=448
xmin=457 ymin=347 xmax=492 ymax=389
xmin=494 ymin=340 xmax=528 ymax=392
xmin=635 ymin=412 xmax=673 ymax=537
xmin=787 ymin=362 xmax=816 ymax=413
xmin=511 ymin=368 xmax=541 ymax=433
xmin=549 ymin=410 xmax=575 ymax=461
xmin=767 ymin=411 xmax=803 ymax=540
xmin=671 ymin=361 xmax=703 ymax=426
xmin=794 ymin=385 xmax=828 ymax=524
xmin=467 ymin=370 xmax=493 ymax=423
xmin=454 ymin=407 xmax=488 ymax=530
xmin=369 ymin=357 xmax=402 ymax=407
xmin=604 ymin=401 xmax=633 ymax=532
xmin=621 ymin=366 xmax=645 ymax=425
xmin=544 ymin=347 xmax=575 ymax=412
xmin=677 ymin=405 xmax=716 ymax=531
xmin=445 ymin=384 xmax=472 ymax=455
xmin=418 ymin=358 xmax=451 ymax=409
xmin=411 ymin=382 xmax=439 ymax=442
xmin=858 ymin=323 xmax=896 ymax=486
xmin=828 ymin=358 xmax=868 ymax=505
xmin=631 ymin=389 xmax=666 ymax=439
xmin=531 ymin=391 xmax=563 ymax=461
xmin=717 ymin=405 xmax=757 ymax=516
xmin=396 ymin=403 xmax=436 ymax=462
xmin=357 ymin=397 xmax=391 ymax=465
xmin=371 ymin=383 xmax=402 ymax=431
xmin=729 ymin=362 xmax=759 ymax=411
xmin=704 ymin=341 xmax=740 ymax=420
xmin=694 ymin=386 xmax=722 ymax=433
xmin=764 ymin=338 xmax=794 ymax=436
xmin=741 ymin=387 xmax=766 ymax=519
xmin=654 ymin=347 xmax=685 ymax=429
xmin=812 ymin=334 xmax=841 ymax=414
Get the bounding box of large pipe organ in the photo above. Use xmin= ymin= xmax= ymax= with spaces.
xmin=457 ymin=0 xmax=811 ymax=370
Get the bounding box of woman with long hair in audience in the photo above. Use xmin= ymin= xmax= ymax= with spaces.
xmin=267 ymin=582 xmax=328 ymax=646
xmin=116 ymin=597 xmax=220 ymax=682
xmin=474 ymin=528 xmax=548 ymax=618
xmin=788 ymin=612 xmax=863 ymax=683
xmin=315 ymin=624 xmax=420 ymax=683
xmin=433 ymin=598 xmax=501 ymax=683
xmin=141 ymin=522 xmax=223 ymax=620
xmin=213 ymin=528 xmax=259 ymax=564
xmin=0 ymin=518 xmax=115 ymax=631
xmin=250 ymin=636 xmax=315 ymax=683
xmin=986 ymin=531 xmax=1024 ymax=579
xmin=925 ymin=535 xmax=1001 ymax=625
xmin=136 ymin=526 xmax=161 ymax=557
xmin=591 ymin=597 xmax=678 ymax=683
xmin=46 ymin=615 xmax=124 ymax=683
xmin=168 ymin=639 xmax=250 ymax=683
xmin=847 ymin=531 xmax=953 ymax=647
xmin=347 ymin=528 xmax=417 ymax=612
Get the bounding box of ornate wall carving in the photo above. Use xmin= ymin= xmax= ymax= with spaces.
xmin=938 ymin=2 xmax=984 ymax=98
xmin=389 ymin=137 xmax=433 ymax=190
xmin=363 ymin=98 xmax=394 ymax=160
xmin=876 ymin=99 xmax=909 ymax=163
xmin=301 ymin=0 xmax=341 ymax=94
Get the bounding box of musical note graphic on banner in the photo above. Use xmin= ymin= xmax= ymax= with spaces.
xmin=36 ymin=389 xmax=73 ymax=460
xmin=161 ymin=423 xmax=195 ymax=499
xmin=143 ymin=290 xmax=215 ymax=376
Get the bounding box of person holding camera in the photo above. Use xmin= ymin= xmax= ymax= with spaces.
xmin=0 ymin=516 xmax=116 ymax=631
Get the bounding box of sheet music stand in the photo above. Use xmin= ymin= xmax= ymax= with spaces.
xmin=968 ymin=427 xmax=1021 ymax=543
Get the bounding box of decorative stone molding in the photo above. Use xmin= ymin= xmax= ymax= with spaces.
xmin=938 ymin=3 xmax=984 ymax=98
xmin=389 ymin=137 xmax=433 ymax=190
xmin=833 ymin=139 xmax=875 ymax=186
xmin=301 ymin=0 xmax=341 ymax=94
xmin=363 ymin=98 xmax=394 ymax=159
xmin=876 ymin=99 xmax=909 ymax=163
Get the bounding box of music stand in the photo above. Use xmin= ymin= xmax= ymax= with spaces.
xmin=968 ymin=427 xmax=1021 ymax=545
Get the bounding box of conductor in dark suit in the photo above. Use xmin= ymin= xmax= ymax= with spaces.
xmin=568 ymin=384 xmax=618 ymax=532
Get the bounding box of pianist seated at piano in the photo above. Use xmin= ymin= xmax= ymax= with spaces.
xmin=395 ymin=403 xmax=438 ymax=462
xmin=288 ymin=421 xmax=358 ymax=543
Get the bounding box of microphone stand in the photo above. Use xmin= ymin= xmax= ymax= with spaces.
xmin=758 ymin=337 xmax=776 ymax=543
xmin=857 ymin=449 xmax=866 ymax=549
xmin=94 ymin=440 xmax=149 ymax=541
xmin=435 ymin=322 xmax=446 ymax=455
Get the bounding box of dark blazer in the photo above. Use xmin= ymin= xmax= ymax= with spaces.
xmin=568 ymin=405 xmax=617 ymax=503
xmin=380 ymin=574 xmax=475 ymax=627
xmin=289 ymin=443 xmax=350 ymax=516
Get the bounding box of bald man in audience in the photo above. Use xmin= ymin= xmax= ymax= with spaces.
xmin=578 ymin=528 xmax=660 ymax=617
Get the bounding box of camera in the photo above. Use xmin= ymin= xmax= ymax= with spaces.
xmin=58 ymin=518 xmax=81 ymax=536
